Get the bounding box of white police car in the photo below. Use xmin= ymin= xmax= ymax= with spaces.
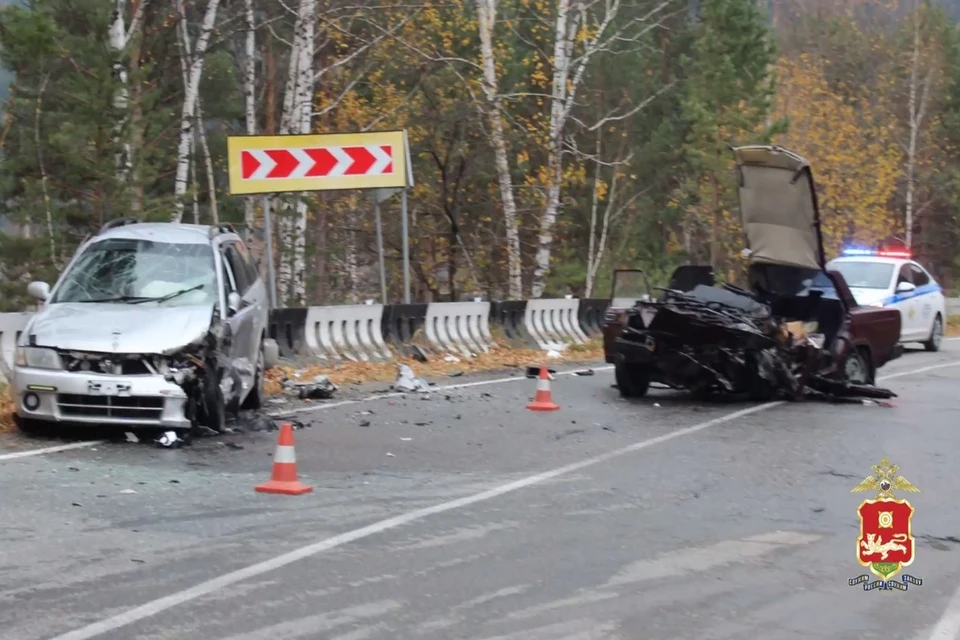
xmin=826 ymin=248 xmax=946 ymax=351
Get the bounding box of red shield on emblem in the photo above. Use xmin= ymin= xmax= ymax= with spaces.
xmin=857 ymin=498 xmax=915 ymax=580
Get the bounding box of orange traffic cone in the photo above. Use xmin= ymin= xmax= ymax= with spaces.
xmin=526 ymin=365 xmax=559 ymax=411
xmin=255 ymin=422 xmax=313 ymax=495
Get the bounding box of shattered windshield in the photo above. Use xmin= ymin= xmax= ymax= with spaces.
xmin=826 ymin=261 xmax=894 ymax=289
xmin=52 ymin=238 xmax=217 ymax=306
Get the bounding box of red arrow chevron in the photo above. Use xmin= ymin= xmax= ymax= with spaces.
xmin=241 ymin=151 xmax=259 ymax=179
xmin=304 ymin=148 xmax=337 ymax=177
xmin=343 ymin=146 xmax=375 ymax=175
xmin=238 ymin=145 xmax=396 ymax=180
xmin=265 ymin=150 xmax=298 ymax=178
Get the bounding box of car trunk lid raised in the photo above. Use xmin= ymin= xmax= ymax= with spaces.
xmin=732 ymin=145 xmax=826 ymax=271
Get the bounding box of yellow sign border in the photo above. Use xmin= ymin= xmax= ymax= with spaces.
xmin=227 ymin=130 xmax=410 ymax=195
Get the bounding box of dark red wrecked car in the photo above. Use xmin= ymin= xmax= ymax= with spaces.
xmin=604 ymin=145 xmax=902 ymax=400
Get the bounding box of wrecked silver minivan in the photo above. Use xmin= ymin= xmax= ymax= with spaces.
xmin=12 ymin=220 xmax=274 ymax=434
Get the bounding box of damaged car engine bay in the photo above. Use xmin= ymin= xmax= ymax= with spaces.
xmin=614 ymin=268 xmax=898 ymax=402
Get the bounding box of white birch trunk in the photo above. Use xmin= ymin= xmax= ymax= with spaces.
xmin=530 ymin=0 xmax=630 ymax=297
xmin=109 ymin=0 xmax=131 ymax=182
xmin=291 ymin=0 xmax=315 ymax=305
xmin=190 ymin=130 xmax=200 ymax=223
xmin=345 ymin=208 xmax=359 ymax=303
xmin=195 ymin=98 xmax=218 ymax=224
xmin=243 ymin=0 xmax=257 ymax=243
xmin=585 ymin=130 xmax=601 ymax=297
xmin=172 ymin=0 xmax=222 ymax=222
xmin=905 ymin=5 xmax=924 ymax=250
xmin=531 ymin=0 xmax=574 ymax=298
xmin=274 ymin=10 xmax=304 ymax=304
xmin=35 ymin=75 xmax=57 ymax=265
xmin=475 ymin=0 xmax=523 ymax=299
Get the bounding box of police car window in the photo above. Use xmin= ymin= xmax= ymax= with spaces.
xmin=909 ymin=264 xmax=929 ymax=286
xmin=828 ymin=261 xmax=894 ymax=289
xmin=896 ymin=265 xmax=912 ymax=285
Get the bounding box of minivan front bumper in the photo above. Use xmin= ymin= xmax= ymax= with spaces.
xmin=13 ymin=366 xmax=191 ymax=429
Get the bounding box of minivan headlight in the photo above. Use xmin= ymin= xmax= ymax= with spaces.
xmin=15 ymin=347 xmax=62 ymax=370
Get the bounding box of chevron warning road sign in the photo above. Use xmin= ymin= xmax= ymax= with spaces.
xmin=227 ymin=130 xmax=410 ymax=195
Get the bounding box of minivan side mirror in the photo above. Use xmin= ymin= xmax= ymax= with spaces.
xmin=227 ymin=291 xmax=241 ymax=315
xmin=27 ymin=281 xmax=51 ymax=301
xmin=896 ymin=281 xmax=916 ymax=293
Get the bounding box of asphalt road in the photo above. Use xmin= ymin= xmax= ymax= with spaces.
xmin=2 ymin=342 xmax=960 ymax=640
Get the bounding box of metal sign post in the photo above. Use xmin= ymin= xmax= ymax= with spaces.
xmin=262 ymin=195 xmax=277 ymax=308
xmin=373 ymin=197 xmax=387 ymax=303
xmin=401 ymin=188 xmax=410 ymax=304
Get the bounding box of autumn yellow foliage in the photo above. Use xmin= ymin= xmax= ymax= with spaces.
xmin=773 ymin=54 xmax=902 ymax=256
xmin=0 ymin=384 xmax=13 ymax=433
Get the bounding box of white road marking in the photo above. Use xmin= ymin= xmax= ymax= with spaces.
xmin=928 ymin=578 xmax=960 ymax=639
xmin=605 ymin=531 xmax=821 ymax=587
xmin=0 ymin=440 xmax=106 ymax=461
xmin=37 ymin=360 xmax=960 ymax=640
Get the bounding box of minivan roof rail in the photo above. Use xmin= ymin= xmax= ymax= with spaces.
xmin=99 ymin=217 xmax=141 ymax=234
xmin=209 ymin=223 xmax=237 ymax=238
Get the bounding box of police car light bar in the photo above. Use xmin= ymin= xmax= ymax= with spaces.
xmin=841 ymin=247 xmax=912 ymax=258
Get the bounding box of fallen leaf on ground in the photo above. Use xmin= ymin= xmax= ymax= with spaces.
xmin=0 ymin=384 xmax=13 ymax=433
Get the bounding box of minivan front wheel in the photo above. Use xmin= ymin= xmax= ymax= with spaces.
xmin=241 ymin=340 xmax=265 ymax=411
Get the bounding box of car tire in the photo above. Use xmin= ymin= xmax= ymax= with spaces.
xmin=844 ymin=348 xmax=873 ymax=385
xmin=13 ymin=414 xmax=46 ymax=436
xmin=615 ymin=361 xmax=650 ymax=398
xmin=200 ymin=372 xmax=227 ymax=433
xmin=241 ymin=340 xmax=265 ymax=411
xmin=923 ymin=314 xmax=943 ymax=352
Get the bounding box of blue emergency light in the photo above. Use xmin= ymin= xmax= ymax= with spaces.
xmin=841 ymin=247 xmax=912 ymax=258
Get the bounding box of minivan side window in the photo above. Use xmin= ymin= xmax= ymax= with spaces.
xmin=223 ymin=244 xmax=251 ymax=294
xmin=221 ymin=253 xmax=237 ymax=295
xmin=909 ymin=264 xmax=930 ymax=287
xmin=233 ymin=241 xmax=260 ymax=286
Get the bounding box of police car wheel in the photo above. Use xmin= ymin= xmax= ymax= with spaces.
xmin=923 ymin=314 xmax=943 ymax=352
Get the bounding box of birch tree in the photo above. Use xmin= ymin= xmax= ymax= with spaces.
xmin=530 ymin=0 xmax=676 ymax=297
xmin=584 ymin=130 xmax=642 ymax=296
xmin=475 ymin=0 xmax=523 ymax=300
xmin=902 ymin=0 xmax=934 ymax=250
xmin=243 ymin=0 xmax=257 ymax=242
xmin=273 ymin=0 xmax=315 ymax=305
xmin=108 ymin=0 xmax=147 ymax=184
xmin=172 ymin=0 xmax=222 ymax=222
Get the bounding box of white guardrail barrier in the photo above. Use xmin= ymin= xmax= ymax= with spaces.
xmin=524 ymin=298 xmax=589 ymax=351
xmin=0 ymin=312 xmax=34 ymax=384
xmin=424 ymin=301 xmax=495 ymax=356
xmin=304 ymin=304 xmax=391 ymax=362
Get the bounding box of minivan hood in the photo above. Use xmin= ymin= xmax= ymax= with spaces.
xmin=732 ymin=145 xmax=825 ymax=271
xmin=27 ymin=302 xmax=215 ymax=354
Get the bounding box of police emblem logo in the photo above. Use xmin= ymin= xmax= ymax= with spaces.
xmin=849 ymin=458 xmax=923 ymax=591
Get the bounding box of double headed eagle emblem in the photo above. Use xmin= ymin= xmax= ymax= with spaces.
xmin=851 ymin=458 xmax=920 ymax=499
